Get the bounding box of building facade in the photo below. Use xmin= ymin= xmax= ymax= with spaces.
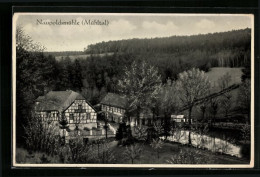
xmin=35 ymin=90 xmax=97 ymax=134
xmin=100 ymin=93 xmax=154 ymax=126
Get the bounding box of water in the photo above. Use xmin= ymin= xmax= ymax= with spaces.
xmin=160 ymin=130 xmax=242 ymax=158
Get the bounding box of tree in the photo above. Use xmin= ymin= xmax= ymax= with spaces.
xmin=16 ymin=26 xmax=57 ymax=144
xmin=238 ymin=79 xmax=251 ymax=124
xmin=93 ymin=140 xmax=116 ymax=164
xmin=159 ymin=79 xmax=179 ymax=140
xmin=123 ymin=143 xmax=143 ymax=164
xmin=115 ymin=122 xmax=133 ymax=145
xmin=218 ymin=72 xmax=232 ymax=90
xmin=209 ymin=97 xmax=219 ymax=126
xmin=118 ymin=61 xmax=162 ymax=127
xmin=150 ymin=138 xmax=164 ymax=159
xmin=176 ymin=68 xmax=210 ymax=144
xmin=59 ymin=112 xmax=69 ymax=145
xmin=23 ymin=113 xmax=60 ymax=156
xmin=195 ymin=97 xmax=210 ymax=125
xmin=68 ymin=135 xmax=94 ymax=163
xmin=71 ymin=59 xmax=83 ymax=91
xmin=241 ymin=124 xmax=250 ymax=144
xmin=133 ymin=126 xmax=147 ymax=141
xmin=241 ymin=59 xmax=251 ymax=82
xmin=221 ymin=93 xmax=232 ymax=122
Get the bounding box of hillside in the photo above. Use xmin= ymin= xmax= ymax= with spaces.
xmin=84 ymin=29 xmax=251 ymax=69
xmin=54 ymin=53 xmax=113 ymax=61
xmin=205 ymin=67 xmax=243 ymax=92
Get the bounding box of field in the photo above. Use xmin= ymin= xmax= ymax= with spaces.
xmin=205 ymin=67 xmax=243 ymax=92
xmin=55 ymin=52 xmax=114 ymax=61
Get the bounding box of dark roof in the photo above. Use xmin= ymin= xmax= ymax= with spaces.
xmin=100 ymin=93 xmax=127 ymax=109
xmin=35 ymin=96 xmax=45 ymax=102
xmin=35 ymin=90 xmax=91 ymax=112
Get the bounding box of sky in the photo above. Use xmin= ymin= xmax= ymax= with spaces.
xmin=14 ymin=13 xmax=253 ymax=52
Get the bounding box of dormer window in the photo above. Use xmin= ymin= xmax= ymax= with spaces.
xmin=78 ymin=104 xmax=82 ymax=110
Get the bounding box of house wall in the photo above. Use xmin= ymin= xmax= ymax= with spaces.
xmin=36 ymin=111 xmax=59 ymax=121
xmin=101 ymin=104 xmax=125 ymax=116
xmin=101 ymin=104 xmax=125 ymax=123
xmin=64 ymin=100 xmax=97 ymax=129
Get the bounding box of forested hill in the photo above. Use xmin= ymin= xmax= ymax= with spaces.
xmin=44 ymin=51 xmax=85 ymax=57
xmin=85 ymin=29 xmax=251 ymax=55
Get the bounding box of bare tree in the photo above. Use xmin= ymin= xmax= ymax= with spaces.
xmin=150 ymin=138 xmax=164 ymax=159
xmin=218 ymin=72 xmax=232 ymax=90
xmin=159 ymin=79 xmax=179 ymax=140
xmin=123 ymin=143 xmax=143 ymax=164
xmin=118 ymin=61 xmax=162 ymax=127
xmin=176 ymin=68 xmax=210 ymax=144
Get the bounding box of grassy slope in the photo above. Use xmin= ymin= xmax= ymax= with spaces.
xmin=112 ymin=142 xmax=248 ymax=164
xmin=188 ymin=67 xmax=243 ymax=120
xmin=16 ymin=141 xmax=248 ymax=164
xmin=205 ymin=67 xmax=243 ymax=92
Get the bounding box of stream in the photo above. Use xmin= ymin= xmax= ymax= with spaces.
xmin=160 ymin=130 xmax=243 ymax=158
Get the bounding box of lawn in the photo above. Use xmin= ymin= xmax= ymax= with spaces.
xmin=110 ymin=141 xmax=248 ymax=164
xmin=205 ymin=67 xmax=243 ymax=92
xmin=16 ymin=140 xmax=249 ymax=164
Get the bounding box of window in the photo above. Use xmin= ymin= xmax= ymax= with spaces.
xmin=69 ymin=114 xmax=74 ymax=121
xmin=86 ymin=113 xmax=91 ymax=120
xmin=142 ymin=119 xmax=145 ymax=125
xmin=78 ymin=104 xmax=82 ymax=110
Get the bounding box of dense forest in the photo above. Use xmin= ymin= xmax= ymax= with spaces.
xmin=85 ymin=28 xmax=251 ymax=69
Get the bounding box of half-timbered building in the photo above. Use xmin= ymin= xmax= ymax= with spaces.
xmin=35 ymin=90 xmax=97 ymax=131
xmin=100 ymin=93 xmax=154 ymax=126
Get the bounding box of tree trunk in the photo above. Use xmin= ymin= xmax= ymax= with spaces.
xmin=188 ymin=106 xmax=193 ymax=145
xmin=137 ymin=106 xmax=141 ymax=127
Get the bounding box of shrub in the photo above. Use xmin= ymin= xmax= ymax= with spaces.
xmin=23 ymin=115 xmax=60 ymax=156
xmin=123 ymin=143 xmax=143 ymax=164
xmin=116 ymin=122 xmax=133 ymax=145
xmin=150 ymin=139 xmax=164 ymax=159
xmin=166 ymin=148 xmax=210 ymax=164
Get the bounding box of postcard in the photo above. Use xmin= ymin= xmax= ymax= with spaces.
xmin=12 ymin=13 xmax=254 ymax=168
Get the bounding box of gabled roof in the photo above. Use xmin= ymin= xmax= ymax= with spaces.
xmin=100 ymin=93 xmax=127 ymax=109
xmin=35 ymin=90 xmax=91 ymax=112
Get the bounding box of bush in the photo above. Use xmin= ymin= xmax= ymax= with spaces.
xmin=123 ymin=143 xmax=143 ymax=164
xmin=16 ymin=148 xmax=27 ymax=163
xmin=166 ymin=148 xmax=212 ymax=164
xmin=23 ymin=115 xmax=60 ymax=156
xmin=116 ymin=122 xmax=132 ymax=141
xmin=240 ymin=143 xmax=250 ymax=159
